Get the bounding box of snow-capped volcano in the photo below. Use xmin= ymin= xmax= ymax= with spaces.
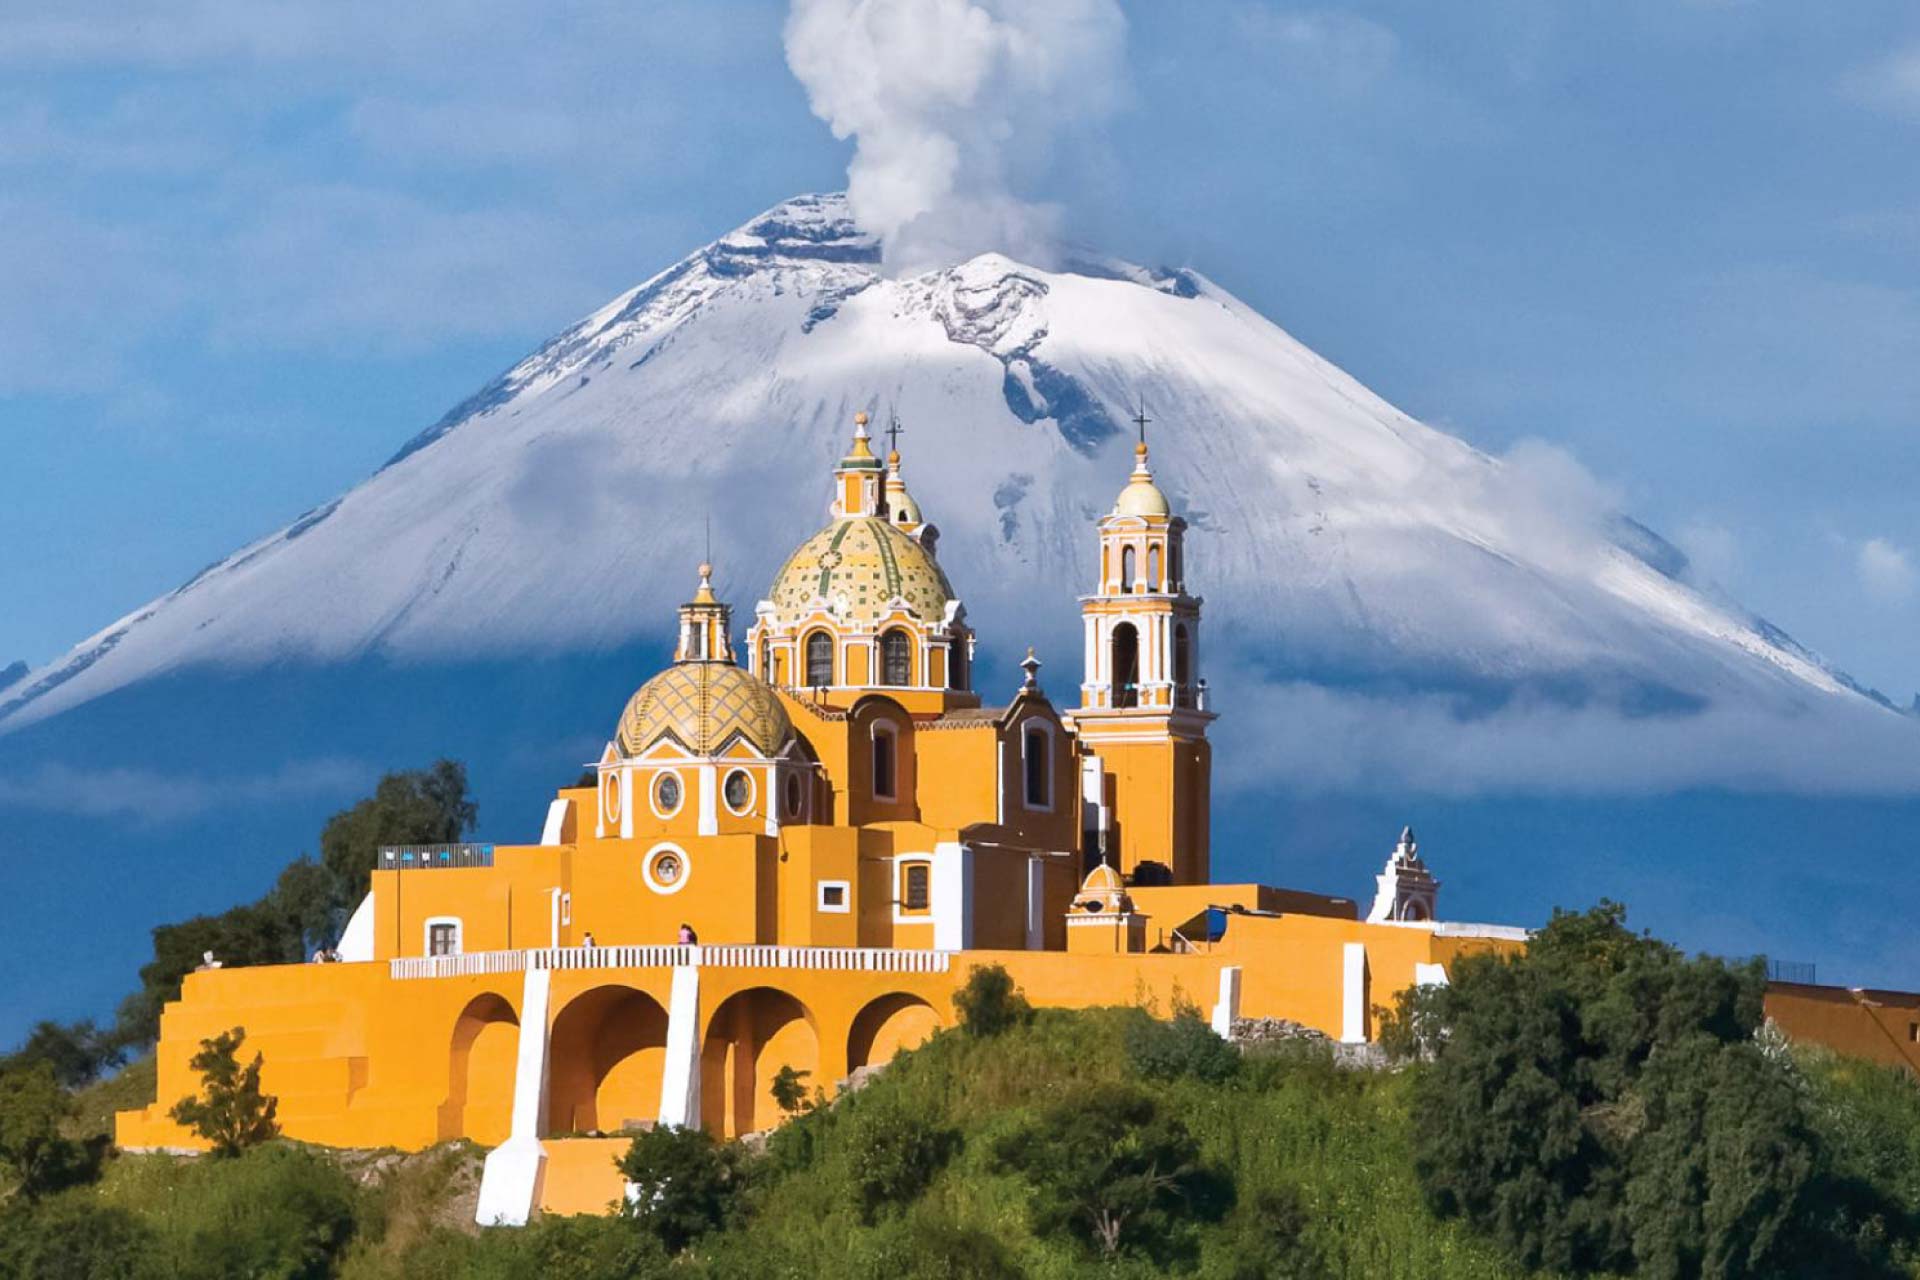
xmin=0 ymin=194 xmax=1888 ymax=753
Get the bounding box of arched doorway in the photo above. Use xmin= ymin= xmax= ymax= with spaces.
xmin=701 ymin=987 xmax=818 ymax=1137
xmin=1111 ymin=622 xmax=1139 ymax=708
xmin=546 ymin=985 xmax=671 ymax=1135
xmin=440 ymin=992 xmax=518 ymax=1144
xmin=847 ymin=993 xmax=941 ymax=1072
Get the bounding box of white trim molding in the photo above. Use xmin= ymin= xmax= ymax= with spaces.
xmin=817 ymin=879 xmax=852 ymax=914
xmin=643 ymin=842 xmax=692 ymax=896
xmin=423 ymin=915 xmax=463 ymax=957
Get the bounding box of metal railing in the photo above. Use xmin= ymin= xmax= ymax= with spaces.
xmin=378 ymin=844 xmax=495 ymax=870
xmin=390 ymin=943 xmax=954 ymax=981
xmin=1764 ymin=958 xmax=1817 ymax=985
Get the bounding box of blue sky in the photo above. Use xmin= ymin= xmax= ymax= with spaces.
xmin=3 ymin=0 xmax=1918 ymax=707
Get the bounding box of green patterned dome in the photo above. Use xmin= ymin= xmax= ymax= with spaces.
xmin=767 ymin=516 xmax=955 ymax=627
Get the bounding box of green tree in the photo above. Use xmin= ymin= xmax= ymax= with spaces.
xmin=1408 ymin=900 xmax=1818 ymax=1278
xmin=769 ymin=1064 xmax=813 ymax=1117
xmin=3 ymin=1018 xmax=123 ymax=1087
xmin=992 ymin=1081 xmax=1228 ymax=1261
xmin=170 ymin=1026 xmax=279 ymax=1157
xmin=616 ymin=1124 xmax=741 ymax=1253
xmin=0 ymin=1199 xmax=162 ymax=1280
xmin=951 ymin=964 xmax=1030 ymax=1038
xmin=0 ymin=1060 xmax=98 ymax=1197
xmin=320 ymin=759 xmax=477 ymax=904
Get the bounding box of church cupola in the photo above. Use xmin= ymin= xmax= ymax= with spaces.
xmin=831 ymin=411 xmax=886 ymax=519
xmin=675 ymin=562 xmax=733 ymax=663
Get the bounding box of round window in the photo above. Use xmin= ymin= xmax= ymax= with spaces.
xmin=653 ymin=772 xmax=681 ymax=815
xmin=723 ymin=769 xmax=752 ymax=814
xmin=654 ymin=852 xmax=682 ymax=884
xmin=784 ymin=773 xmax=803 ymax=818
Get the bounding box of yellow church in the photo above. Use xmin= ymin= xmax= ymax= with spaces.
xmin=116 ymin=412 xmax=1531 ymax=1221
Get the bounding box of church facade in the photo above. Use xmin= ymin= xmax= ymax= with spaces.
xmin=115 ymin=413 xmax=1527 ymax=1221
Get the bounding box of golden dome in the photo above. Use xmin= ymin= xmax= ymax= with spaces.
xmin=1114 ymin=441 xmax=1170 ymax=518
xmin=1074 ymin=861 xmax=1134 ymax=914
xmin=616 ymin=662 xmax=793 ymax=758
xmin=767 ymin=516 xmax=955 ymax=627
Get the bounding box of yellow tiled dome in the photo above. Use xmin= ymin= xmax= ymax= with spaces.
xmin=767 ymin=516 xmax=955 ymax=627
xmin=616 ymin=662 xmax=793 ymax=758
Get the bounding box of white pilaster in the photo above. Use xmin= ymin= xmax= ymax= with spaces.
xmin=1211 ymin=966 xmax=1242 ymax=1039
xmin=1341 ymin=942 xmax=1370 ymax=1044
xmin=657 ymin=964 xmax=702 ymax=1129
xmin=1024 ymin=856 xmax=1046 ymax=950
xmin=476 ymin=964 xmax=552 ymax=1227
xmin=540 ymin=798 xmax=570 ymax=846
xmin=931 ymin=842 xmax=974 ymax=951
xmin=698 ymin=764 xmax=718 ymax=836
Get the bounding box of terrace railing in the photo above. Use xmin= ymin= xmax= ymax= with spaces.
xmin=390 ymin=943 xmax=954 ymax=981
xmin=378 ymin=844 xmax=495 ymax=871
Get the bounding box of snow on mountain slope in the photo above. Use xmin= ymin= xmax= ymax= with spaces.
xmin=0 ymin=194 xmax=1878 ymax=745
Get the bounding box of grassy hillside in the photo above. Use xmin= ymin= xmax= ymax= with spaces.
xmin=8 ymin=1001 xmax=1919 ymax=1279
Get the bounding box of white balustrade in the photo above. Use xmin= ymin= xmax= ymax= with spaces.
xmin=391 ymin=943 xmax=952 ymax=981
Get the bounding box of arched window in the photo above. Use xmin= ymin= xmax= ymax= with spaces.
xmin=1023 ymin=723 xmax=1051 ymax=809
xmin=1148 ymin=545 xmax=1162 ymax=592
xmin=871 ymin=724 xmax=897 ymax=800
xmin=1173 ymin=623 xmax=1192 ymax=705
xmin=948 ymin=636 xmax=970 ymax=692
xmin=1111 ymin=622 xmax=1139 ymax=708
xmin=1170 ymin=539 xmax=1183 ymax=591
xmin=880 ymin=629 xmax=912 ymax=686
xmin=1120 ymin=545 xmax=1136 ymax=594
xmin=805 ymin=631 xmax=833 ymax=688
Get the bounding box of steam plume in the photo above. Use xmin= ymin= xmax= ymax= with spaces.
xmin=784 ymin=0 xmax=1127 ymax=273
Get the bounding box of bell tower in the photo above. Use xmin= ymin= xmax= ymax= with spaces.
xmin=1068 ymin=422 xmax=1213 ymax=885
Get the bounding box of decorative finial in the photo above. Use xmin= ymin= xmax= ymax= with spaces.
xmin=884 ymin=410 xmax=906 ymax=458
xmin=854 ymin=410 xmax=870 ymax=428
xmin=1131 ymin=399 xmax=1151 ymax=449
xmin=1020 ymin=646 xmax=1042 ymax=692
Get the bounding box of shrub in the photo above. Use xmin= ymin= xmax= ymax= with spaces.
xmin=169 ymin=1027 xmax=279 ymax=1156
xmin=0 ymin=1198 xmax=163 ymax=1280
xmin=769 ymin=1064 xmax=814 ymax=1116
xmin=992 ymin=1081 xmax=1230 ymax=1261
xmin=951 ymin=965 xmax=1030 ymax=1038
xmin=1124 ymin=1007 xmax=1241 ymax=1084
xmin=849 ymin=1210 xmax=1023 ymax=1280
xmin=1197 ymin=1185 xmax=1327 ymax=1280
xmin=617 ymin=1123 xmax=742 ymax=1253
xmin=841 ymin=1098 xmax=956 ymax=1221
xmin=0 ymin=1060 xmax=100 ymax=1197
xmin=157 ymin=1143 xmax=361 ymax=1280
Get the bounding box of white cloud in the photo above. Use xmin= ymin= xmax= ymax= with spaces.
xmin=1858 ymin=537 xmax=1916 ymax=602
xmin=1211 ymin=674 xmax=1920 ymax=798
xmin=0 ymin=757 xmax=367 ymax=822
xmin=1844 ymin=46 xmax=1920 ymax=121
xmin=1676 ymin=520 xmax=1740 ymax=589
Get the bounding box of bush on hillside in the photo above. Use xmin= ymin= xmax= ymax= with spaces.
xmin=152 ymin=1143 xmax=360 ymax=1280
xmin=1196 ymin=1185 xmax=1329 ymax=1280
xmin=951 ymin=964 xmax=1030 ymax=1038
xmin=169 ymin=1027 xmax=279 ymax=1156
xmin=3 ymin=1018 xmax=125 ymax=1088
xmin=1407 ymin=900 xmax=1822 ymax=1277
xmin=845 ymin=1210 xmax=1024 ymax=1280
xmin=840 ymin=1097 xmax=956 ymax=1222
xmin=992 ymin=1081 xmax=1230 ymax=1262
xmin=0 ymin=1198 xmax=162 ymax=1280
xmin=1125 ymin=1006 xmax=1242 ymax=1084
xmin=0 ymin=1060 xmax=102 ymax=1197
xmin=617 ymin=1123 xmax=743 ymax=1253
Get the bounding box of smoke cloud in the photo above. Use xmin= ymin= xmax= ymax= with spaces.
xmin=783 ymin=0 xmax=1126 ymax=273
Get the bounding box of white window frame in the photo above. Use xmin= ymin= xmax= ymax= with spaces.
xmin=643 ymin=841 xmax=692 ymax=896
xmin=816 ymin=879 xmax=852 ymax=914
xmin=721 ymin=767 xmax=756 ymax=817
xmin=424 ymin=916 xmax=463 ymax=957
xmin=649 ymin=768 xmax=685 ymax=819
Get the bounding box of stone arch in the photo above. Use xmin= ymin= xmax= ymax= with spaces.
xmin=439 ymin=992 xmax=518 ymax=1144
xmin=847 ymin=993 xmax=942 ymax=1072
xmin=546 ymin=984 xmax=671 ymax=1135
xmin=701 ymin=986 xmax=819 ymax=1138
xmin=1111 ymin=622 xmax=1140 ymax=708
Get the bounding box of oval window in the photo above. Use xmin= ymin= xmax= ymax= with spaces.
xmin=654 ymin=772 xmax=682 ymax=815
xmin=784 ymin=772 xmax=803 ymax=818
xmin=653 ymin=851 xmax=682 ymax=885
xmin=723 ymin=769 xmax=752 ymax=814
